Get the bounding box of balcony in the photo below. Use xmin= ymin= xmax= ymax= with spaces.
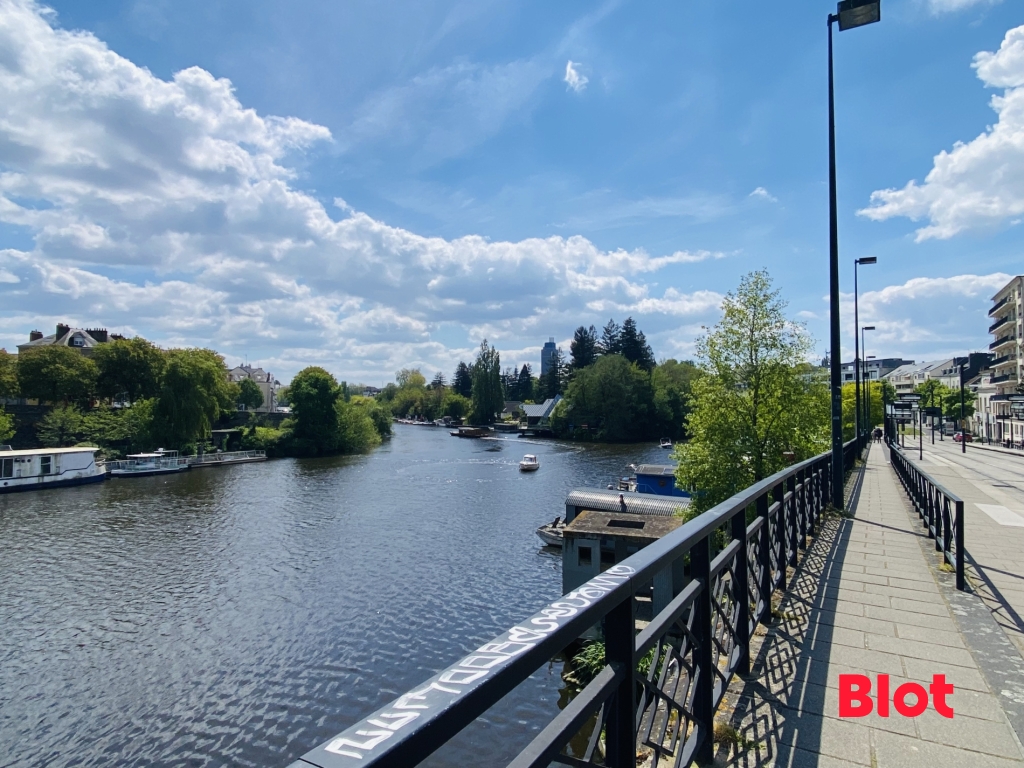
xmin=989 ymin=316 xmax=1011 ymax=334
xmin=991 ymin=374 xmax=1016 ymax=384
xmin=990 ymin=334 xmax=1015 ymax=350
xmin=991 ymin=355 xmax=1014 ymax=367
xmin=989 ymin=295 xmax=1011 ymax=316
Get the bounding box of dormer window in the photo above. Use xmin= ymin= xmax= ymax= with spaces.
xmin=70 ymin=334 xmax=84 ymax=347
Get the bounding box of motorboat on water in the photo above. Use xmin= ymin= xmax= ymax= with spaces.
xmin=519 ymin=454 xmax=540 ymax=472
xmin=0 ymin=447 xmax=105 ymax=494
xmin=108 ymin=449 xmax=190 ymax=478
xmin=536 ymin=516 xmax=565 ymax=547
xmin=659 ymin=438 xmax=673 ymax=449
xmin=450 ymin=426 xmax=490 ymax=438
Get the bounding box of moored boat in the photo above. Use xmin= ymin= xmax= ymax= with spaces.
xmin=659 ymin=438 xmax=672 ymax=449
xmin=449 ymin=426 xmax=490 ymax=438
xmin=536 ymin=516 xmax=565 ymax=547
xmin=108 ymin=450 xmax=190 ymax=478
xmin=0 ymin=447 xmax=105 ymax=494
xmin=519 ymin=454 xmax=540 ymax=472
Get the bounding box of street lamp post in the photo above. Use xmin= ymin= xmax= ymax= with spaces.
xmin=861 ymin=326 xmax=875 ymax=435
xmin=828 ymin=0 xmax=881 ymax=508
xmin=959 ymin=358 xmax=967 ymax=454
xmin=854 ymin=258 xmax=877 ymax=440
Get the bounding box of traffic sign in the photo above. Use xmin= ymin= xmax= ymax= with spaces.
xmin=898 ymin=394 xmax=923 ymax=402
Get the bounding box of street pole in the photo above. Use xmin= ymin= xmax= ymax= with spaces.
xmin=960 ymin=360 xmax=967 ymax=454
xmin=854 ymin=264 xmax=861 ymax=440
xmin=828 ymin=16 xmax=844 ymax=509
xmin=919 ymin=406 xmax=923 ymax=460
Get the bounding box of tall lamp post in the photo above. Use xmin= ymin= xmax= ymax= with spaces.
xmin=829 ymin=0 xmax=881 ymax=508
xmin=862 ymin=327 xmax=875 ymax=431
xmin=854 ymin=258 xmax=877 ymax=440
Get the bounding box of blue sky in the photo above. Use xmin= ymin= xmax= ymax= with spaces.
xmin=0 ymin=0 xmax=1022 ymax=383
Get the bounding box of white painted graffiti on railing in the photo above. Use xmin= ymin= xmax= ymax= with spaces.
xmin=321 ymin=564 xmax=635 ymax=761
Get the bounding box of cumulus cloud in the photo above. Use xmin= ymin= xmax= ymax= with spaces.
xmin=836 ymin=273 xmax=1009 ymax=357
xmin=859 ymin=26 xmax=1024 ymax=240
xmin=564 ymin=60 xmax=588 ymax=93
xmin=749 ymin=187 xmax=778 ymax=203
xmin=0 ymin=1 xmax=719 ymax=379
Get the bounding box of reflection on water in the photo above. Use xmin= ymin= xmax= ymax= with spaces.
xmin=0 ymin=426 xmax=666 ymax=767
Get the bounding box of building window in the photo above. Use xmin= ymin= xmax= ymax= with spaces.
xmin=578 ymin=546 xmax=592 ymax=566
xmin=1 ymin=458 xmax=12 ymax=478
xmin=40 ymin=456 xmax=52 ymax=475
xmin=70 ymin=335 xmax=84 ymax=347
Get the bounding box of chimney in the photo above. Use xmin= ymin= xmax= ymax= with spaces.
xmin=56 ymin=323 xmax=70 ymax=340
xmin=29 ymin=330 xmax=43 ymax=342
xmin=87 ymin=328 xmax=108 ymax=343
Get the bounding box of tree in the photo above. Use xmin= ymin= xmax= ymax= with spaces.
xmin=570 ymin=325 xmax=599 ymax=371
xmin=289 ymin=366 xmax=342 ymax=453
xmin=652 ymin=359 xmax=700 ymax=440
xmin=517 ymin=364 xmax=534 ymax=402
xmin=470 ymin=340 xmax=504 ymax=424
xmin=276 ymin=385 xmax=290 ymax=407
xmin=396 ymin=368 xmax=426 ymax=388
xmin=674 ymin=270 xmax=829 ymax=513
xmin=0 ymin=349 xmax=18 ymax=399
xmin=336 ymin=398 xmax=382 ymax=453
xmin=599 ymin=319 xmax=621 ymax=356
xmin=151 ymin=348 xmax=235 ymax=450
xmin=17 ymin=346 xmax=97 ymax=404
xmin=93 ymin=337 xmax=164 ymax=404
xmin=443 ymin=392 xmax=471 ymax=419
xmin=452 ymin=362 xmax=473 ymax=398
xmin=619 ymin=318 xmax=656 ymax=372
xmin=237 ymin=378 xmax=265 ymax=411
xmin=943 ymin=386 xmax=976 ymax=423
xmin=550 ymin=354 xmax=656 ymax=442
xmin=0 ymin=409 xmax=14 ymax=443
xmin=38 ymin=404 xmax=85 ymax=447
xmin=539 ymin=347 xmax=565 ymax=400
xmin=430 ymin=371 xmax=447 ymax=389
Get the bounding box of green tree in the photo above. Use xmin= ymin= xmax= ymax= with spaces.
xmin=550 ymin=354 xmax=656 ymax=442
xmin=152 ymin=348 xmax=234 ymax=450
xmin=569 ymin=325 xmax=599 ymax=371
xmin=443 ymin=392 xmax=471 ymax=419
xmin=37 ymin=404 xmax=86 ymax=447
xmin=0 ymin=348 xmax=18 ymax=399
xmin=599 ymin=319 xmax=621 ymax=356
xmin=17 ymin=346 xmax=97 ymax=404
xmin=674 ymin=270 xmax=829 ymax=513
xmin=92 ymin=337 xmax=164 ymax=404
xmin=336 ymin=398 xmax=382 ymax=453
xmin=516 ymin=364 xmax=534 ymax=402
xmin=652 ymin=359 xmax=700 ymax=440
xmin=470 ymin=340 xmax=503 ymax=424
xmin=396 ymin=368 xmax=427 ymax=388
xmin=943 ymin=386 xmax=976 ymax=423
xmin=0 ymin=409 xmax=14 ymax=443
xmin=452 ymin=362 xmax=473 ymax=398
xmin=289 ymin=366 xmax=342 ymax=453
xmin=237 ymin=378 xmax=265 ymax=411
xmin=618 ymin=317 xmax=656 ymax=372
xmin=276 ymin=385 xmax=290 ymax=407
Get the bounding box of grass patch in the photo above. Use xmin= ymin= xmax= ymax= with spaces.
xmin=714 ymin=721 xmax=760 ymax=751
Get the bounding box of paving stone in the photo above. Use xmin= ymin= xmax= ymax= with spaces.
xmin=866 ymin=634 xmax=977 ymax=668
xmin=873 ymin=728 xmax=1024 ymax=768
xmin=863 ymin=605 xmax=957 ymax=631
xmin=915 ymin=707 xmax=1024 ymax=757
xmin=894 ymin=622 xmax=966 ymax=648
xmin=887 ymin=596 xmax=950 ymax=616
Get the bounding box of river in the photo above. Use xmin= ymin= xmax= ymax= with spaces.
xmin=0 ymin=425 xmax=668 ymax=768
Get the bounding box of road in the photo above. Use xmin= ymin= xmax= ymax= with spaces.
xmin=906 ymin=436 xmax=1024 ymax=658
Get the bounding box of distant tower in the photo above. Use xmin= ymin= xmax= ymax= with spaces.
xmin=541 ymin=337 xmax=557 ymax=375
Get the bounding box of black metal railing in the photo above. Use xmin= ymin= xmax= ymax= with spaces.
xmin=988 ymin=316 xmax=1010 ymax=334
xmin=990 ymin=334 xmax=1014 ymax=350
xmin=287 ymin=436 xmax=867 ymax=768
xmin=988 ymin=295 xmax=1010 ymax=316
xmin=991 ymin=374 xmax=1015 ymax=384
xmin=887 ymin=444 xmax=965 ymax=591
xmin=991 ymin=355 xmax=1012 ymax=368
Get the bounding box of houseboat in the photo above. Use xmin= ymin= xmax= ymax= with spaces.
xmin=0 ymin=447 xmax=105 ymax=494
xmin=449 ymin=426 xmax=490 ymax=438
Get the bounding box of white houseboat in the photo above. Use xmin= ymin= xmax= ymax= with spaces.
xmin=107 ymin=450 xmax=191 ymax=478
xmin=0 ymin=447 xmax=105 ymax=494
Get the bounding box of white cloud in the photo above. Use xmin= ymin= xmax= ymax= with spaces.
xmin=926 ymin=0 xmax=1002 ymax=14
xmin=835 ymin=273 xmax=1009 ymax=358
xmin=564 ymin=60 xmax=588 ymax=93
xmin=859 ymin=25 xmax=1024 ymax=241
xmin=0 ymin=1 xmax=720 ymax=380
xmin=749 ymin=187 xmax=778 ymax=203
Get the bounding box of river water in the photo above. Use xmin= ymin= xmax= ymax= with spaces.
xmin=0 ymin=425 xmax=667 ymax=768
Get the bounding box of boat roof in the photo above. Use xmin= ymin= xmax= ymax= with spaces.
xmin=636 ymin=464 xmax=676 ymax=476
xmin=127 ymin=452 xmax=166 ymax=458
xmin=523 ymin=454 xmax=538 ymax=460
xmin=0 ymin=447 xmax=99 ymax=457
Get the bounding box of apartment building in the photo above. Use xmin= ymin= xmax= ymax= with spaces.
xmin=986 ymin=275 xmax=1024 ymax=444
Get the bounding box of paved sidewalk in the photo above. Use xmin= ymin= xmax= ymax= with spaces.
xmin=716 ymin=443 xmax=1024 ymax=767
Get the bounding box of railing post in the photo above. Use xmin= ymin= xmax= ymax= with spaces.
xmin=797 ymin=467 xmax=808 ymax=550
xmin=933 ymin=486 xmax=943 ymax=551
xmin=603 ymin=595 xmax=636 ymax=767
xmin=690 ymin=535 xmax=714 ymax=764
xmin=955 ymin=499 xmax=965 ymax=592
xmin=758 ymin=490 xmax=772 ymax=625
xmin=942 ymin=497 xmax=953 ymax=561
xmin=732 ymin=506 xmax=750 ymax=675
xmin=774 ymin=480 xmax=787 ymax=592
xmin=787 ymin=474 xmax=798 ymax=568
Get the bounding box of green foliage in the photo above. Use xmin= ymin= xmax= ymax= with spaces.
xmin=652 ymin=359 xmax=701 ymax=440
xmin=943 ymin=385 xmax=976 ymax=421
xmin=452 ymin=362 xmax=473 ymax=398
xmin=618 ymin=317 xmax=655 ymax=372
xmin=241 ymin=425 xmax=288 ymax=456
xmin=841 ymin=380 xmax=888 ymax=439
xmin=599 ymin=319 xmax=621 ymax=356
xmin=443 ymin=392 xmax=471 ymax=419
xmin=0 ymin=408 xmax=15 ymax=443
xmin=470 ymin=339 xmax=503 ymax=424
xmin=569 ymin=325 xmax=599 ymax=371
xmin=236 ymin=377 xmax=265 ymax=411
xmin=396 ymin=368 xmax=427 ymax=388
xmin=565 ymin=641 xmax=659 ymax=688
xmin=0 ymin=349 xmax=18 ymax=399
xmin=516 ymin=364 xmax=534 ymax=403
xmin=17 ymin=346 xmax=97 ymax=404
xmin=290 ymin=366 xmax=343 ymax=452
xmin=674 ymin=271 xmax=829 ymax=513
xmin=38 ymin=404 xmax=86 ymax=447
xmin=550 ymin=354 xmax=656 ymax=442
xmin=336 ymin=398 xmax=382 ymax=453
xmin=350 ymin=395 xmax=392 ymax=438
xmin=92 ymin=337 xmax=164 ymax=403
xmin=152 ymin=348 xmax=234 ymax=450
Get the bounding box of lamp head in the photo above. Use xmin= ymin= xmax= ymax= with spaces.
xmin=856 ymin=256 xmax=878 ymax=265
xmin=863 ymin=326 xmax=876 ymax=331
xmin=837 ymin=0 xmax=881 ymax=31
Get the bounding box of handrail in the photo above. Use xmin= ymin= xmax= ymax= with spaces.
xmin=886 ymin=441 xmax=965 ymax=590
xmin=287 ymin=436 xmax=868 ymax=768
xmin=990 ymin=334 xmax=1014 ymax=350
xmin=988 ymin=295 xmax=1010 ymax=316
xmin=988 ymin=315 xmax=1010 ymax=334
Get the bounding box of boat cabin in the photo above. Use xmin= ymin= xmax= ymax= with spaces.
xmin=0 ymin=447 xmax=104 ymax=493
